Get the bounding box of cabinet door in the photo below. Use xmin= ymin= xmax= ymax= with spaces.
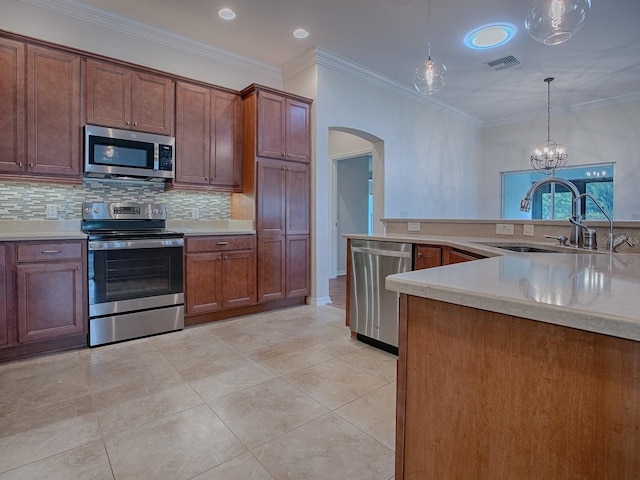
xmin=131 ymin=72 xmax=174 ymax=135
xmin=27 ymin=46 xmax=81 ymax=178
xmin=16 ymin=260 xmax=85 ymax=343
xmin=285 ymin=99 xmax=310 ymax=163
xmin=286 ymin=162 xmax=310 ymax=236
xmin=257 ymin=91 xmax=286 ymax=159
xmin=210 ymin=90 xmax=242 ymax=191
xmin=256 ymin=158 xmax=287 ymax=236
xmin=286 ymin=235 xmax=309 ymax=298
xmin=415 ymin=245 xmax=442 ymax=270
xmin=0 ymin=38 xmax=25 ymax=175
xmin=223 ymin=250 xmax=256 ymax=308
xmin=175 ymin=82 xmax=211 ymax=186
xmin=85 ymin=59 xmax=132 ymax=130
xmin=257 ymin=235 xmax=286 ymax=303
xmin=446 ymin=249 xmax=483 ymax=265
xmin=185 ymin=252 xmax=223 ymax=315
xmin=0 ymin=245 xmax=8 ymax=347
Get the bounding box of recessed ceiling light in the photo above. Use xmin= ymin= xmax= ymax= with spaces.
xmin=218 ymin=8 xmax=236 ymax=20
xmin=464 ymin=24 xmax=516 ymax=50
xmin=293 ymin=28 xmax=309 ymax=39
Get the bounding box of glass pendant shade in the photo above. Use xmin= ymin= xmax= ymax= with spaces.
xmin=414 ymin=56 xmax=447 ymax=95
xmin=525 ymin=0 xmax=591 ymax=45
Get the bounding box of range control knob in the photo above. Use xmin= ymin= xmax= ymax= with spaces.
xmin=152 ymin=208 xmax=159 ymax=216
xmin=93 ymin=206 xmax=101 ymax=214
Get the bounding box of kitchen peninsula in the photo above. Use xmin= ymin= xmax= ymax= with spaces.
xmin=386 ymin=252 xmax=640 ymax=479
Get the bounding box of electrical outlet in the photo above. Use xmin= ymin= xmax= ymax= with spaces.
xmin=495 ymin=223 xmax=515 ymax=235
xmin=407 ymin=222 xmax=421 ymax=232
xmin=46 ymin=204 xmax=58 ymax=219
xmin=523 ymin=224 xmax=535 ymax=237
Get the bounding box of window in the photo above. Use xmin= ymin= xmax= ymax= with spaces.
xmin=502 ymin=163 xmax=614 ymax=220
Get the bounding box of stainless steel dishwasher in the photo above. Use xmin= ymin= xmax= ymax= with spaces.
xmin=349 ymin=239 xmax=412 ymax=354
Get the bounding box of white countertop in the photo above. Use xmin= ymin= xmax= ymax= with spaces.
xmin=386 ymin=253 xmax=640 ymax=342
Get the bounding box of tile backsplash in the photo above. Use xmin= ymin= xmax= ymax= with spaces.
xmin=0 ymin=180 xmax=230 ymax=220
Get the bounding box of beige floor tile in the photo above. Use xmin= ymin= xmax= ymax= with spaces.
xmin=0 ymin=396 xmax=102 ymax=474
xmin=210 ymin=324 xmax=297 ymax=353
xmin=105 ymin=404 xmax=246 ymax=480
xmin=282 ymin=358 xmax=387 ymax=410
xmin=209 ymin=378 xmax=328 ymax=449
xmin=248 ymin=340 xmax=333 ymax=376
xmin=297 ymin=326 xmax=366 ymax=357
xmin=182 ymin=354 xmax=276 ymax=402
xmin=0 ymin=364 xmax=89 ymax=415
xmin=335 ymin=382 xmax=397 ymax=450
xmin=0 ymin=350 xmax=82 ymax=383
xmin=93 ymin=382 xmax=203 ymax=436
xmin=338 ymin=345 xmax=398 ymax=381
xmin=191 ymin=452 xmax=274 ymax=480
xmin=82 ymin=349 xmax=183 ymax=394
xmin=251 ymin=413 xmax=394 ymax=480
xmin=0 ymin=441 xmax=113 ymax=480
xmin=78 ymin=338 xmax=158 ymax=369
xmin=153 ymin=334 xmax=241 ymax=373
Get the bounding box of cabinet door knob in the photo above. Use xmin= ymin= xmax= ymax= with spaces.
xmin=29 ymin=162 xmax=34 ymax=168
xmin=126 ymin=121 xmax=131 ymax=125
xmin=134 ymin=122 xmax=138 ymax=126
xmin=18 ymin=161 xmax=22 ymax=167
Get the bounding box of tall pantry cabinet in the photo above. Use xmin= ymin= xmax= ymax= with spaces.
xmin=238 ymin=85 xmax=311 ymax=303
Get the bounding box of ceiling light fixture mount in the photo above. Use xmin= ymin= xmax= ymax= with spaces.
xmin=414 ymin=0 xmax=446 ymax=96
xmin=530 ymin=77 xmax=568 ymax=175
xmin=218 ymin=8 xmax=236 ymax=21
xmin=525 ymin=0 xmax=591 ymax=45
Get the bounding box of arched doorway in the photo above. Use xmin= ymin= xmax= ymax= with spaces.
xmin=328 ymin=128 xmax=384 ymax=279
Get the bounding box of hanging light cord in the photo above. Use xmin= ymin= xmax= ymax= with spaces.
xmin=545 ymin=77 xmax=553 ymax=142
xmin=427 ymin=0 xmax=432 ymax=59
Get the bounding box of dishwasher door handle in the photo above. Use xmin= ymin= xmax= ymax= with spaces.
xmin=350 ymin=246 xmax=412 ymax=258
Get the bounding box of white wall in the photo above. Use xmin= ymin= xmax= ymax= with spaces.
xmin=479 ymin=100 xmax=640 ymax=220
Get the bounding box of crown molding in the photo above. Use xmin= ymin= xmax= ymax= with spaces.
xmin=19 ymin=0 xmax=281 ymax=80
xmin=284 ymin=47 xmax=483 ymax=127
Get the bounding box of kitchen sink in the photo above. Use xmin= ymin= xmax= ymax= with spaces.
xmin=472 ymin=242 xmax=570 ymax=253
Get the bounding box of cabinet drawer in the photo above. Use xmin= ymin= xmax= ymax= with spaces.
xmin=186 ymin=235 xmax=255 ymax=253
xmin=16 ymin=242 xmax=83 ymax=262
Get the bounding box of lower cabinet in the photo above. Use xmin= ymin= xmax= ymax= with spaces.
xmin=185 ymin=235 xmax=256 ymax=316
xmin=414 ymin=244 xmax=485 ymax=270
xmin=1 ymin=240 xmax=88 ymax=360
xmin=257 ymin=234 xmax=309 ymax=303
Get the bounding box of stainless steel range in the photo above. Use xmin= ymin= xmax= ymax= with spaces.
xmin=82 ymin=202 xmax=184 ymax=346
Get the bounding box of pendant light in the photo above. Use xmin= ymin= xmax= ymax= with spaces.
xmin=525 ymin=0 xmax=591 ymax=45
xmin=530 ymin=77 xmax=568 ymax=175
xmin=414 ymin=0 xmax=446 ymax=95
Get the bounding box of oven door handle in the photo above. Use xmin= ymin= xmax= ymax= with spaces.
xmin=89 ymin=238 xmax=184 ymax=250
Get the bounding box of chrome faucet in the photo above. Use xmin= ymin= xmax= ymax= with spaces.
xmin=570 ymin=193 xmax=613 ymax=251
xmin=610 ymin=235 xmax=636 ymax=252
xmin=520 ymin=177 xmax=583 ymax=246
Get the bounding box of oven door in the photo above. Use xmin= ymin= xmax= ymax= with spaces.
xmin=88 ymin=237 xmax=184 ymax=317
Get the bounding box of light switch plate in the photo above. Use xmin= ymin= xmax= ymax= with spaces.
xmin=495 ymin=223 xmax=515 ymax=235
xmin=523 ymin=224 xmax=535 ymax=236
xmin=407 ymin=222 xmax=421 ymax=232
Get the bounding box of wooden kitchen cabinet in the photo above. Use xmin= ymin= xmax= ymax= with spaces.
xmin=255 ymin=158 xmax=310 ymax=302
xmin=15 ymin=241 xmax=86 ymax=344
xmin=445 ymin=248 xmax=485 ymax=264
xmin=85 ymin=59 xmax=174 ymax=135
xmin=174 ymin=81 xmax=242 ymax=191
xmin=0 ymin=40 xmax=82 ymax=180
xmin=414 ymin=245 xmax=442 ymax=270
xmin=185 ymin=235 xmax=256 ymax=316
xmin=255 ymin=90 xmax=310 ymax=163
xmin=0 ymin=245 xmax=8 ymax=348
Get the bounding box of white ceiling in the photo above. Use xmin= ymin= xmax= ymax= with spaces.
xmin=70 ymin=0 xmax=640 ymax=125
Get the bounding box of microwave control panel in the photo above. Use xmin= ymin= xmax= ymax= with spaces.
xmin=158 ymin=144 xmax=174 ymax=171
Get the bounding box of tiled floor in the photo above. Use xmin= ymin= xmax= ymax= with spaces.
xmin=0 ymin=305 xmax=396 ymax=480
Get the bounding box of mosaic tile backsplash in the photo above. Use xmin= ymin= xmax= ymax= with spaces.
xmin=0 ymin=180 xmax=231 ymax=220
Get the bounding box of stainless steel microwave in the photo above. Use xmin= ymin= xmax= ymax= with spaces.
xmin=84 ymin=125 xmax=175 ymax=181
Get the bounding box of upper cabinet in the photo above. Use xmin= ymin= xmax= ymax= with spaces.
xmin=0 ymin=39 xmax=82 ymax=181
xmin=244 ymin=87 xmax=310 ymax=163
xmin=85 ymin=59 xmax=174 ymax=136
xmin=174 ymin=81 xmax=242 ymax=191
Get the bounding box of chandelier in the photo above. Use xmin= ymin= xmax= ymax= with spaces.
xmin=530 ymin=77 xmax=568 ymax=175
xmin=525 ymin=0 xmax=591 ymax=45
xmin=414 ymin=0 xmax=446 ymax=95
